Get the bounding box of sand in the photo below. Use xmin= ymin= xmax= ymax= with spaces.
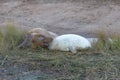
xmin=0 ymin=0 xmax=120 ymax=37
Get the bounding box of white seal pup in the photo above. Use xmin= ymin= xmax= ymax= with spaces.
xmin=49 ymin=34 xmax=91 ymax=53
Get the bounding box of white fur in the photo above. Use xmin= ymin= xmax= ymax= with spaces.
xmin=49 ymin=34 xmax=91 ymax=53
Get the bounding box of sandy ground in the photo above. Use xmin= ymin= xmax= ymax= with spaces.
xmin=1 ymin=0 xmax=120 ymax=79
xmin=0 ymin=0 xmax=120 ymax=37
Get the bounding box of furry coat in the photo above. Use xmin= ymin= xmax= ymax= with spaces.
xmin=49 ymin=34 xmax=91 ymax=53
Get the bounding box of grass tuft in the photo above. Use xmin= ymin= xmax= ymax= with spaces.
xmin=93 ymin=30 xmax=120 ymax=51
xmin=0 ymin=23 xmax=26 ymax=50
xmin=110 ymin=34 xmax=120 ymax=50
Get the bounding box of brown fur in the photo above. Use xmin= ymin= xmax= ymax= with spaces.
xmin=29 ymin=28 xmax=57 ymax=38
xmin=30 ymin=33 xmax=53 ymax=48
xmin=17 ymin=28 xmax=58 ymax=48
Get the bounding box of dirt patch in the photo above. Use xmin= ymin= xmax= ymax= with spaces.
xmin=0 ymin=0 xmax=120 ymax=37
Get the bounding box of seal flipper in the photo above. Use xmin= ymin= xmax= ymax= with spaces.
xmin=69 ymin=47 xmax=77 ymax=54
xmin=17 ymin=33 xmax=32 ymax=48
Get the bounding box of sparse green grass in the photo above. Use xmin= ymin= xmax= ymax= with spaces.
xmin=1 ymin=25 xmax=120 ymax=80
xmin=1 ymin=49 xmax=120 ymax=80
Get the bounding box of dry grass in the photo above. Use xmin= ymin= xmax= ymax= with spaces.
xmin=0 ymin=23 xmax=26 ymax=50
xmin=92 ymin=30 xmax=120 ymax=52
xmin=1 ymin=25 xmax=120 ymax=80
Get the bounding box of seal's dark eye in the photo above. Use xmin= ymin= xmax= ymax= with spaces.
xmin=38 ymin=36 xmax=45 ymax=41
xmin=44 ymin=42 xmax=49 ymax=47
